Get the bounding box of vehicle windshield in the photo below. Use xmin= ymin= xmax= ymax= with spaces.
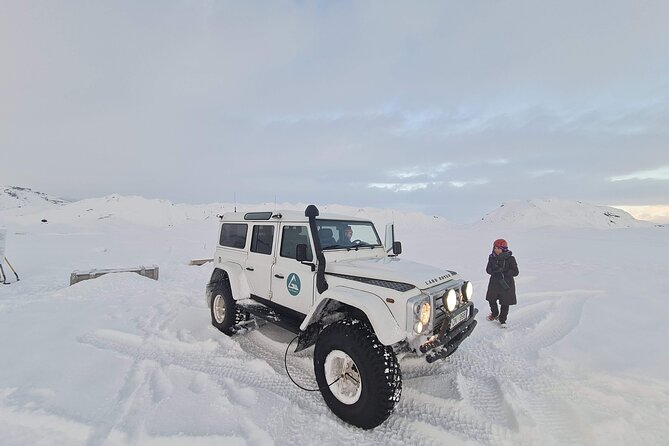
xmin=315 ymin=219 xmax=382 ymax=250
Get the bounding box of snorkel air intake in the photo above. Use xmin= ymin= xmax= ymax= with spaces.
xmin=305 ymin=205 xmax=328 ymax=294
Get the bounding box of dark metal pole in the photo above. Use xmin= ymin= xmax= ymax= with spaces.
xmin=3 ymin=257 xmax=19 ymax=281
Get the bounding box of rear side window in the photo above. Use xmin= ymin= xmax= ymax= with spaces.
xmin=250 ymin=225 xmax=275 ymax=255
xmin=220 ymin=223 xmax=248 ymax=249
xmin=280 ymin=225 xmax=313 ymax=261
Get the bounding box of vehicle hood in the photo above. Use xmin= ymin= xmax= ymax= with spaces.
xmin=326 ymin=256 xmax=457 ymax=290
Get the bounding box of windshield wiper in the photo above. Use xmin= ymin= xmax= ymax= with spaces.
xmin=322 ymin=244 xmax=346 ymax=250
xmin=323 ymin=242 xmax=380 ymax=251
xmin=347 ymin=242 xmax=378 ymax=251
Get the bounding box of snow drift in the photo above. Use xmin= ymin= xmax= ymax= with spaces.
xmin=478 ymin=198 xmax=655 ymax=229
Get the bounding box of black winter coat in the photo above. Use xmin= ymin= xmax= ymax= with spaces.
xmin=485 ymin=251 xmax=519 ymax=305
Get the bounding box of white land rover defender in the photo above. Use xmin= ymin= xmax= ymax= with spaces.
xmin=206 ymin=205 xmax=478 ymax=429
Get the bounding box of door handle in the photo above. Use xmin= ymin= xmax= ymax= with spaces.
xmin=246 ymin=267 xmax=254 ymax=271
xmin=274 ymin=274 xmax=284 ymax=279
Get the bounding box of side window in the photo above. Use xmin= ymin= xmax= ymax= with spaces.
xmin=250 ymin=225 xmax=275 ymax=255
xmin=316 ymin=224 xmax=338 ymax=247
xmin=220 ymin=223 xmax=248 ymax=249
xmin=280 ymin=225 xmax=313 ymax=261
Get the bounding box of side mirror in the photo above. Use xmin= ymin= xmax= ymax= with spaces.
xmin=296 ymin=244 xmax=308 ymax=262
xmin=296 ymin=244 xmax=316 ymax=271
xmin=392 ymin=241 xmax=402 ymax=255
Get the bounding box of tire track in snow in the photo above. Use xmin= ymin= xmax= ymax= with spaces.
xmin=77 ymin=329 xmax=329 ymax=412
xmin=234 ymin=329 xmax=476 ymax=446
xmin=81 ymin=286 xmax=661 ymax=446
xmin=457 ymin=374 xmax=518 ymax=431
xmin=85 ymin=359 xmax=158 ymax=446
xmin=502 ymin=290 xmax=599 ymax=357
xmin=232 ymin=325 xmax=517 ymax=445
xmin=78 ymin=330 xmax=336 ymax=443
xmin=238 ymin=289 xmax=588 ymax=445
xmin=78 ymin=329 xmax=448 ymax=446
xmin=229 ymin=328 xmax=463 ymax=445
xmin=84 ymin=289 xmax=191 ymax=446
xmin=457 ymin=293 xmax=596 ymax=445
xmin=392 ymin=387 xmax=517 ymax=446
xmin=235 ymin=330 xmax=318 ymax=391
xmin=136 ymin=285 xmax=534 ymax=444
xmin=383 ymin=291 xmax=594 ymax=446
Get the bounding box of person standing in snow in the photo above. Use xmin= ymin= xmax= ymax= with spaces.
xmin=485 ymin=239 xmax=519 ymax=327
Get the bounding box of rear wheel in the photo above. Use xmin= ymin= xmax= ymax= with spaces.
xmin=210 ymin=284 xmax=243 ymax=336
xmin=314 ymin=320 xmax=402 ymax=429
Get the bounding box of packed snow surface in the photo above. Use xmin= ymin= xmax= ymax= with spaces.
xmin=1 ymin=190 xmax=668 ymax=445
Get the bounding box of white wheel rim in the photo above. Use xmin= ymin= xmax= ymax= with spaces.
xmin=213 ymin=294 xmax=226 ymax=324
xmin=324 ymin=349 xmax=362 ymax=405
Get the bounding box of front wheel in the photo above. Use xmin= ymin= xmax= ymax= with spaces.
xmin=314 ymin=320 xmax=402 ymax=429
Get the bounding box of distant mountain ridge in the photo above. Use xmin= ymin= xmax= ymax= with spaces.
xmin=478 ymin=199 xmax=654 ymax=229
xmin=0 ymin=186 xmax=67 ymax=209
xmin=1 ymin=187 xmax=657 ymax=229
xmin=0 ymin=187 xmax=455 ymax=229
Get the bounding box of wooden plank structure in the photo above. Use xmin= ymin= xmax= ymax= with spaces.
xmin=189 ymin=258 xmax=213 ymax=266
xmin=70 ymin=265 xmax=159 ymax=286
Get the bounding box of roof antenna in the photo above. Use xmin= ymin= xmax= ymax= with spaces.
xmin=234 ymin=192 xmax=237 ymax=213
xmin=274 ymin=195 xmax=277 ymax=213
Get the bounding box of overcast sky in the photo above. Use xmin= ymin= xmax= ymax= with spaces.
xmin=1 ymin=1 xmax=668 ymax=222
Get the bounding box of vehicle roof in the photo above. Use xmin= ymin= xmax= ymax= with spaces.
xmin=219 ymin=210 xmax=372 ymax=223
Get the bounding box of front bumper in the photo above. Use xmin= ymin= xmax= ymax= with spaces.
xmin=418 ymin=302 xmax=478 ymax=363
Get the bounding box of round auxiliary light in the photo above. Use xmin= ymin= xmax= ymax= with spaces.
xmin=414 ymin=321 xmax=424 ymax=334
xmin=462 ymin=281 xmax=473 ymax=302
xmin=445 ymin=289 xmax=457 ymax=312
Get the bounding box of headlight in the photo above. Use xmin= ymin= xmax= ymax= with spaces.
xmin=418 ymin=302 xmax=431 ymax=325
xmin=412 ymin=299 xmax=431 ymax=334
xmin=445 ymin=289 xmax=457 ymax=312
xmin=461 ymin=281 xmax=473 ymax=302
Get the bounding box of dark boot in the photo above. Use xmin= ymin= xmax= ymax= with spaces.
xmin=499 ymin=305 xmax=510 ymax=324
xmin=488 ymin=301 xmax=499 ymax=321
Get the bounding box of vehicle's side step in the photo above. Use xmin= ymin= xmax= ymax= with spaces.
xmin=237 ymin=300 xmax=304 ymax=334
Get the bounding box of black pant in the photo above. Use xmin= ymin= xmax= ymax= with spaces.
xmin=489 ymin=300 xmax=509 ymax=323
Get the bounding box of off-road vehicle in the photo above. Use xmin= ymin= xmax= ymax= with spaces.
xmin=206 ymin=205 xmax=478 ymax=429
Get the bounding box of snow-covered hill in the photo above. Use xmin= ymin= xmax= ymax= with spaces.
xmin=0 ymin=190 xmax=217 ymax=228
xmin=477 ymin=198 xmax=654 ymax=229
xmin=0 ymin=188 xmax=456 ymax=232
xmin=0 ymin=186 xmax=67 ymax=210
xmin=2 ymin=187 xmax=657 ymax=231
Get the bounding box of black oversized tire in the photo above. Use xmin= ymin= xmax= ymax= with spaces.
xmin=314 ymin=320 xmax=402 ymax=429
xmin=210 ymin=283 xmax=244 ymax=336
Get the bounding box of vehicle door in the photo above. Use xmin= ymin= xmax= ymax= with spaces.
xmin=245 ymin=223 xmax=278 ymax=299
xmin=271 ymin=224 xmax=316 ymax=315
xmin=217 ymin=222 xmax=249 ymax=268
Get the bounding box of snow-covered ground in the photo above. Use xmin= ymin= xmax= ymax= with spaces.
xmin=1 ymin=189 xmax=668 ymax=445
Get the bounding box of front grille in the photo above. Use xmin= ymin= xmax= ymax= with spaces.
xmin=426 ymin=280 xmax=464 ymax=335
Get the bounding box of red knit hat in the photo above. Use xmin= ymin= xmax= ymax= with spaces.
xmin=493 ymin=239 xmax=508 ymax=248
